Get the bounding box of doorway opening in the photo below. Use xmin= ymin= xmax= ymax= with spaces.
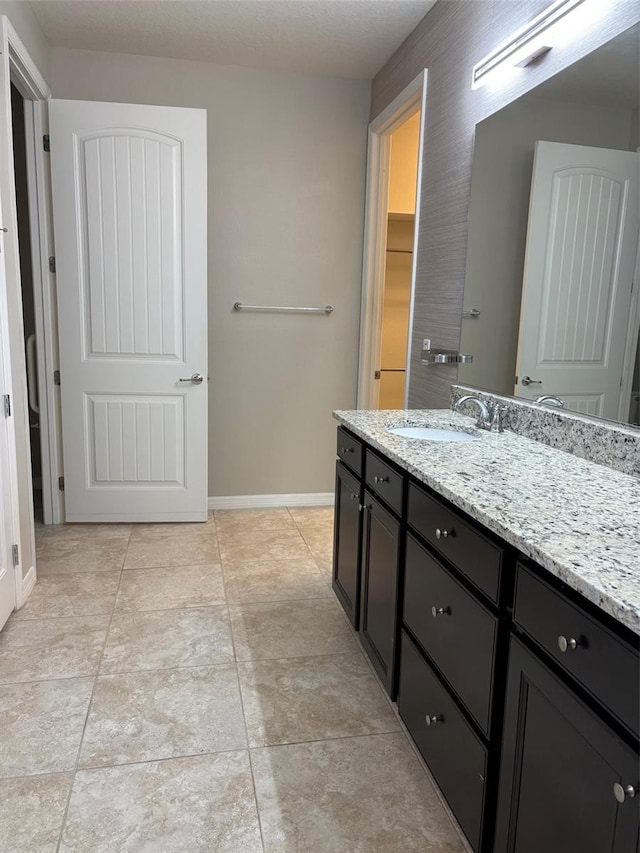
xmin=378 ymin=113 xmax=420 ymax=409
xmin=10 ymin=83 xmax=43 ymax=527
xmin=357 ymin=69 xmax=427 ymax=410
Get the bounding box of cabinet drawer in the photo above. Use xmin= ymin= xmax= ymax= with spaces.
xmin=514 ymin=563 xmax=640 ymax=738
xmin=365 ymin=450 xmax=403 ymax=515
xmin=404 ymin=534 xmax=498 ymax=735
xmin=408 ymin=483 xmax=505 ymax=604
xmin=398 ymin=631 xmax=487 ymax=853
xmin=336 ymin=427 xmax=363 ymax=477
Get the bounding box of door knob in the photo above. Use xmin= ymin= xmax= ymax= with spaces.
xmin=521 ymin=376 xmax=542 ymax=386
xmin=425 ymin=714 xmax=442 ymax=726
xmin=179 ymin=373 xmax=204 ymax=385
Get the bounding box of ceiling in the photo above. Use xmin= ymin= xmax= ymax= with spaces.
xmin=29 ymin=0 xmax=436 ymax=80
xmin=534 ymin=23 xmax=639 ymax=110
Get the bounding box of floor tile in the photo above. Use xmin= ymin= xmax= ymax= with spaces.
xmin=12 ymin=573 xmax=120 ymax=621
xmin=79 ymin=665 xmax=247 ymax=767
xmin=123 ymin=528 xmax=220 ymax=569
xmin=43 ymin=523 xmax=132 ymax=543
xmin=229 ymin=599 xmax=359 ymax=661
xmin=100 ymin=606 xmax=234 ymax=673
xmin=299 ymin=527 xmax=334 ymax=560
xmin=129 ymin=516 xmax=216 ymax=541
xmin=218 ymin=528 xmax=310 ymax=563
xmin=36 ymin=539 xmax=127 ymax=575
xmin=0 ymin=773 xmax=73 ymax=852
xmin=215 ymin=508 xmax=296 ymax=534
xmin=222 ymin=555 xmax=331 ymax=603
xmin=0 ymin=678 xmax=94 ymax=777
xmin=314 ymin=555 xmax=334 ymax=584
xmin=238 ymin=653 xmax=400 ymax=747
xmin=0 ymin=617 xmax=109 ymax=683
xmin=251 ymin=733 xmax=467 ymax=852
xmin=60 ymin=753 xmax=262 ymax=853
xmin=114 ymin=563 xmax=225 ymax=612
xmin=288 ymin=506 xmax=335 ymax=528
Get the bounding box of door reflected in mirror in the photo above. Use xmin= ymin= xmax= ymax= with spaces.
xmin=459 ymin=23 xmax=639 ymax=427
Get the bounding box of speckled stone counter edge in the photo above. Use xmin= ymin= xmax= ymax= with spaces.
xmin=451 ymin=385 xmax=640 ymax=477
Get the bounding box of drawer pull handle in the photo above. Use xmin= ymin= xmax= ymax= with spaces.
xmin=613 ymin=783 xmax=636 ymax=803
xmin=431 ymin=606 xmax=451 ymax=617
xmin=341 ymin=446 xmax=354 ymax=454
xmin=373 ymin=475 xmax=389 ymax=484
xmin=425 ymin=714 xmax=443 ymax=726
xmin=435 ymin=528 xmax=452 ymax=540
xmin=350 ymin=493 xmax=358 ymax=501
xmin=358 ymin=504 xmax=371 ymax=512
xmin=557 ymin=635 xmax=581 ymax=653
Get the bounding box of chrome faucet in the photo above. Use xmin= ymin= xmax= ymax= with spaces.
xmin=451 ymin=394 xmax=502 ymax=432
xmin=534 ymin=395 xmax=565 ymax=408
xmin=453 ymin=395 xmax=490 ymax=426
xmin=452 ymin=395 xmax=506 ymax=432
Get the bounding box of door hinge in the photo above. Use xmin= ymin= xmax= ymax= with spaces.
xmin=374 ymin=370 xmax=381 ymax=380
xmin=58 ymin=476 xmax=65 ymax=491
xmin=3 ymin=394 xmax=10 ymax=418
xmin=11 ymin=544 xmax=19 ymax=567
xmin=53 ymin=369 xmax=60 ymax=386
xmin=49 ymin=256 xmax=56 ymax=273
xmin=43 ymin=134 xmax=50 ymax=152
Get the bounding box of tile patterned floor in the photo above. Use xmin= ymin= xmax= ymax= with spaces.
xmin=0 ymin=508 xmax=468 ymax=852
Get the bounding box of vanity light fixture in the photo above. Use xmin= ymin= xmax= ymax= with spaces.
xmin=472 ymin=0 xmax=586 ymax=88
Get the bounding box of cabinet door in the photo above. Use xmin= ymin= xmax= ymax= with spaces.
xmin=495 ymin=637 xmax=639 ymax=853
xmin=359 ymin=491 xmax=401 ymax=696
xmin=332 ymin=461 xmax=363 ymax=627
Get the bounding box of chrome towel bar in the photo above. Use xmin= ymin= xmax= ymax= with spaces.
xmin=233 ymin=302 xmax=333 ymax=315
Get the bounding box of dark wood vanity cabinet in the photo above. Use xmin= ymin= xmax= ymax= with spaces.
xmin=359 ymin=490 xmax=402 ymax=696
xmin=495 ymin=636 xmax=640 ymax=853
xmin=332 ymin=430 xmax=404 ymax=696
xmin=400 ymin=484 xmax=511 ymax=853
xmin=495 ymin=562 xmax=640 ymax=853
xmin=332 ymin=425 xmax=639 ymax=853
xmin=332 ymin=461 xmax=362 ymax=627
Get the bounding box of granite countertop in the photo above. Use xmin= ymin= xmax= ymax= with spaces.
xmin=334 ymin=409 xmax=640 ymax=637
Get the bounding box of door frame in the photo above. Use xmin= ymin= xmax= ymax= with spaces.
xmin=0 ymin=17 xmax=55 ymax=604
xmin=0 ymin=190 xmax=19 ymax=619
xmin=619 ymin=234 xmax=640 ymax=421
xmin=357 ymin=69 xmax=427 ymax=409
xmin=4 ymin=20 xmax=61 ymax=527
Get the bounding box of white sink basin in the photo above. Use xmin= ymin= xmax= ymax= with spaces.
xmin=388 ymin=426 xmax=478 ymax=442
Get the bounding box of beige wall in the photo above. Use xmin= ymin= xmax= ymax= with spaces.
xmin=50 ymin=47 xmax=370 ymax=497
xmin=387 ymin=112 xmax=420 ymax=215
xmin=459 ymin=96 xmax=638 ymax=395
xmin=371 ymin=0 xmax=640 ymax=409
xmin=0 ymin=2 xmax=50 ymax=80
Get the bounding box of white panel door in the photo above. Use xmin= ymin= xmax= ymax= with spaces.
xmin=50 ymin=100 xmax=207 ymax=521
xmin=515 ymin=141 xmax=639 ymax=419
xmin=0 ymin=227 xmax=17 ymax=628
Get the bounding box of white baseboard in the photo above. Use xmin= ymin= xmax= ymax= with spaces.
xmin=208 ymin=492 xmax=334 ymax=510
xmin=18 ymin=565 xmax=36 ymax=608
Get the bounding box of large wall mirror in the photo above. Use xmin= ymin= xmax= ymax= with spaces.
xmin=459 ymin=23 xmax=639 ymax=428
